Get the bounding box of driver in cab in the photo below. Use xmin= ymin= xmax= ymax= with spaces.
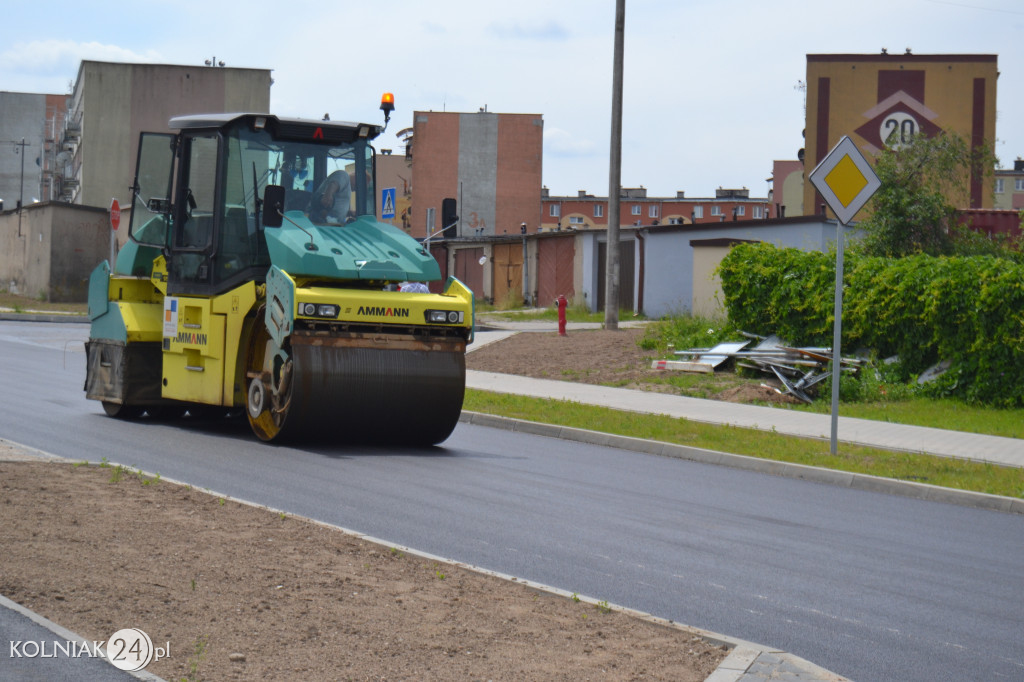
xmin=310 ymin=170 xmax=352 ymax=225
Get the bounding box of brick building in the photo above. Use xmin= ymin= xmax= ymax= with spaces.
xmin=540 ymin=186 xmax=772 ymax=231
xmin=409 ymin=109 xmax=543 ymax=239
xmin=994 ymin=159 xmax=1024 ymax=211
xmin=804 ymin=52 xmax=998 ymax=216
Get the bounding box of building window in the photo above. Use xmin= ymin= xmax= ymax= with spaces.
xmin=550 ymin=204 xmax=560 ymax=217
xmin=1016 ymin=178 xmax=1024 ymax=191
xmin=735 ymin=205 xmax=745 ymax=217
xmin=710 ymin=206 xmax=722 ymax=216
xmin=753 ymin=205 xmax=763 ymax=219
xmin=692 ymin=206 xmax=703 ymax=220
xmin=649 ymin=205 xmax=659 ymax=218
xmin=631 ymin=205 xmax=641 ymax=216
xmin=568 ymin=216 xmax=585 ymax=225
xmin=996 ymin=179 xmax=1005 ymax=193
xmin=594 ymin=204 xmax=603 ymax=218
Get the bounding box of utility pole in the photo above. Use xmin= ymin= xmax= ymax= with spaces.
xmin=4 ymin=138 xmax=30 ymax=237
xmin=604 ymin=0 xmax=625 ymax=330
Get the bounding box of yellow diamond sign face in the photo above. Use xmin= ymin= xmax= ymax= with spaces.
xmin=825 ymin=155 xmax=868 ymax=208
xmin=809 ymin=136 xmax=880 ymax=224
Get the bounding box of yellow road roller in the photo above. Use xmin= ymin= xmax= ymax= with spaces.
xmin=85 ymin=98 xmax=473 ymax=445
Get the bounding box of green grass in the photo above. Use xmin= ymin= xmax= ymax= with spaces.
xmin=463 ymin=389 xmax=1024 ymax=500
xmin=626 ymin=372 xmax=1024 ymax=439
xmin=789 ymin=398 xmax=1024 ymax=440
xmin=481 ymin=305 xmax=640 ymax=323
xmin=0 ymin=290 xmax=88 ymax=315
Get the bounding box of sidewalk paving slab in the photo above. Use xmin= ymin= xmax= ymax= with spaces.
xmin=464 ymin=367 xmax=1024 ymax=469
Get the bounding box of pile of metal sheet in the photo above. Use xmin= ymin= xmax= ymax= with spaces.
xmin=652 ymin=332 xmax=862 ymax=403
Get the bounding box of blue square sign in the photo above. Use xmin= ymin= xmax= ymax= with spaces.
xmin=381 ymin=188 xmax=396 ymax=219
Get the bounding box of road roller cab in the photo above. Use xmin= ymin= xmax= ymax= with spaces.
xmin=85 ymin=99 xmax=474 ymax=445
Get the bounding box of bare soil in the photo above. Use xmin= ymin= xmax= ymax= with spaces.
xmin=0 ymin=453 xmax=726 ymax=681
xmin=467 ymin=327 xmax=802 ymax=405
xmin=469 ymin=328 xmax=660 ymax=386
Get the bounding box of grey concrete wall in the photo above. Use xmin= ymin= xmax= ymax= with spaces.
xmin=458 ymin=112 xmax=498 ymax=235
xmin=691 ymin=245 xmax=731 ymax=318
xmin=74 ymin=61 xmax=271 ymax=209
xmin=641 ymin=218 xmax=863 ymax=319
xmin=581 ymin=232 xmax=598 ymax=311
xmin=1 ymin=207 xmax=44 ymax=298
xmin=0 ymin=92 xmax=48 ymax=210
xmin=1 ymin=202 xmax=108 ymax=302
xmin=49 ymin=204 xmax=109 ymax=301
xmin=78 ymin=62 xmax=133 ymax=210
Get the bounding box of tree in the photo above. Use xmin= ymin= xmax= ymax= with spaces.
xmin=858 ymin=132 xmax=994 ymax=257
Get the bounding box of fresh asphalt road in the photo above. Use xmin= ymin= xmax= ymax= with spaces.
xmin=2 ymin=321 xmax=1024 ymax=682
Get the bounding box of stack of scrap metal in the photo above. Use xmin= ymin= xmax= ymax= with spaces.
xmin=656 ymin=332 xmax=862 ymax=403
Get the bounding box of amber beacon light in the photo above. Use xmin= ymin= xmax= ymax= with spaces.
xmin=380 ymin=93 xmax=395 ymax=124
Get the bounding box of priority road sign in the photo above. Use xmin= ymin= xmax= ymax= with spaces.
xmin=808 ymin=135 xmax=880 ymax=225
xmin=808 ymin=135 xmax=882 ymax=456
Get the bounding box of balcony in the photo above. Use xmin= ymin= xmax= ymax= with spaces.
xmin=63 ymin=114 xmax=82 ymax=141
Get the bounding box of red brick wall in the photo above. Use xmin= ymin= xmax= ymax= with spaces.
xmin=411 ymin=112 xmax=460 ymax=238
xmin=496 ymin=115 xmax=543 ymax=234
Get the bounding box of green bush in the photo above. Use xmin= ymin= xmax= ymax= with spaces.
xmin=719 ymin=242 xmax=1024 ymax=406
xmin=638 ymin=314 xmax=736 ymax=352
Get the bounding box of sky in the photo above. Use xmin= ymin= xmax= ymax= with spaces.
xmin=2 ymin=0 xmax=1022 ymax=199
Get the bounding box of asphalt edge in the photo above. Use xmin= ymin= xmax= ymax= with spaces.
xmin=0 ymin=593 xmax=166 ymax=681
xmin=0 ymin=442 xmax=830 ymax=682
xmin=0 ymin=311 xmax=88 ymax=324
xmin=459 ymin=411 xmax=1024 ymax=515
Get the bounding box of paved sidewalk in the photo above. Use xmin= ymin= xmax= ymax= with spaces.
xmin=468 ymin=327 xmax=1024 ymax=469
xmin=466 ymin=369 xmax=1024 ymax=468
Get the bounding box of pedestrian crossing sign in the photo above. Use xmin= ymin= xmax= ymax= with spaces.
xmin=381 ymin=188 xmax=396 ymax=219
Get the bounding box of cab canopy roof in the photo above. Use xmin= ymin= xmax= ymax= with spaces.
xmin=167 ymin=113 xmax=383 ymax=144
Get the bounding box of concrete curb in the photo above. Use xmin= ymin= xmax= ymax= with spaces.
xmin=0 ymin=594 xmax=166 ymax=681
xmin=0 ymin=311 xmax=88 ymax=324
xmin=459 ymin=411 xmax=1024 ymax=515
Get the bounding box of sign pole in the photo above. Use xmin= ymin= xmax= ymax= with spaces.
xmin=807 ymin=135 xmax=880 ymax=457
xmin=829 ymin=221 xmax=846 ymax=455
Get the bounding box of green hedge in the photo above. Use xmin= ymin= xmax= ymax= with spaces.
xmin=718 ymin=242 xmax=1024 ymax=406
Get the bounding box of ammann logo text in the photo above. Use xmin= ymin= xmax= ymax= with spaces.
xmin=175 ymin=331 xmax=208 ymax=345
xmin=358 ymin=306 xmax=410 ymax=318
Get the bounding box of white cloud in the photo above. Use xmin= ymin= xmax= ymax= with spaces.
xmin=544 ymin=127 xmax=600 ymax=158
xmin=487 ymin=21 xmax=570 ymax=41
xmin=0 ymin=40 xmax=161 ymax=75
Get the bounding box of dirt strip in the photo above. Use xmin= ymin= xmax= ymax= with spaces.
xmin=0 ymin=457 xmax=726 ymax=681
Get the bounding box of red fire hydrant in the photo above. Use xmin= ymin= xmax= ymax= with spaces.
xmin=557 ymin=295 xmax=568 ymax=336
